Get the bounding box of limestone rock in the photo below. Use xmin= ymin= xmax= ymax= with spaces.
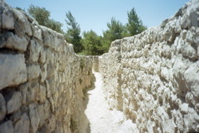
xmin=19 ymin=83 xmax=28 ymax=105
xmin=27 ymin=64 xmax=40 ymax=81
xmin=0 ymin=1 xmax=14 ymax=30
xmin=29 ymin=40 xmax=42 ymax=62
xmin=0 ymin=54 xmax=27 ymax=90
xmin=27 ymin=82 xmax=39 ymax=102
xmin=7 ymin=91 xmax=22 ymax=114
xmin=12 ymin=8 xmax=32 ymax=36
xmin=39 ymin=47 xmax=46 ymax=64
xmin=43 ymin=115 xmax=56 ymax=133
xmin=0 ymin=32 xmax=28 ymax=52
xmin=32 ymin=25 xmax=42 ymax=41
xmin=184 ymin=62 xmax=199 ymax=97
xmin=38 ymin=85 xmax=46 ymax=103
xmin=0 ymin=121 xmax=14 ymax=133
xmin=14 ymin=113 xmax=30 ymax=133
xmin=99 ymin=0 xmax=199 ymax=132
xmin=0 ymin=93 xmax=6 ymax=121
xmin=40 ymin=64 xmax=47 ymax=83
xmin=29 ymin=104 xmax=40 ymax=133
xmin=180 ymin=103 xmax=189 ymax=114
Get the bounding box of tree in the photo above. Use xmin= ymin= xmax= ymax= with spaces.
xmin=28 ymin=5 xmax=63 ymax=33
xmin=47 ymin=19 xmax=63 ymax=33
xmin=28 ymin=5 xmax=50 ymax=26
xmin=65 ymin=11 xmax=83 ymax=53
xmin=126 ymin=8 xmax=146 ymax=36
xmin=81 ymin=30 xmax=103 ymax=55
xmin=102 ymin=18 xmax=127 ymax=52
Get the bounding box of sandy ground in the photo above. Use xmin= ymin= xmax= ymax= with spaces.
xmin=85 ymin=72 xmax=138 ymax=133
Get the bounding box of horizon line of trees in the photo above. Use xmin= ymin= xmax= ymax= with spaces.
xmin=16 ymin=5 xmax=146 ymax=55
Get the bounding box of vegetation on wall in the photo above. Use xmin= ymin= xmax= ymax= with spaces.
xmin=18 ymin=5 xmax=146 ymax=55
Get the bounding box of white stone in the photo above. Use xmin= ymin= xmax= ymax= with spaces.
xmin=12 ymin=8 xmax=32 ymax=36
xmin=39 ymin=85 xmax=46 ymax=103
xmin=0 ymin=54 xmax=27 ymax=90
xmin=32 ymin=25 xmax=42 ymax=40
xmin=29 ymin=104 xmax=40 ymax=133
xmin=184 ymin=62 xmax=199 ymax=97
xmin=29 ymin=40 xmax=42 ymax=62
xmin=0 ymin=32 xmax=28 ymax=52
xmin=180 ymin=103 xmax=189 ymax=114
xmin=27 ymin=64 xmax=40 ymax=81
xmin=14 ymin=113 xmax=30 ymax=133
xmin=7 ymin=91 xmax=22 ymax=114
xmin=0 ymin=1 xmax=14 ymax=30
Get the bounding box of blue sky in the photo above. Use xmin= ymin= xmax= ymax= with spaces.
xmin=5 ymin=0 xmax=189 ymax=35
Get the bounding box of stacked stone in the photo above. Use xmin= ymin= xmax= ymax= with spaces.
xmin=0 ymin=1 xmax=94 ymax=133
xmin=99 ymin=0 xmax=199 ymax=132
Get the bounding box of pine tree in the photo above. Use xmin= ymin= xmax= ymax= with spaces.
xmin=81 ymin=30 xmax=103 ymax=55
xmin=102 ymin=18 xmax=126 ymax=52
xmin=127 ymin=8 xmax=146 ymax=36
xmin=65 ymin=11 xmax=83 ymax=53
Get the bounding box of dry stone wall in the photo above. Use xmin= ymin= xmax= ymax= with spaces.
xmin=0 ymin=1 xmax=94 ymax=133
xmin=100 ymin=0 xmax=199 ymax=132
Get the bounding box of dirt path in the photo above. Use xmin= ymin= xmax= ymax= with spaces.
xmin=85 ymin=72 xmax=138 ymax=133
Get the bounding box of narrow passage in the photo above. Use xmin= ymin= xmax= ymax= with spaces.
xmin=85 ymin=72 xmax=138 ymax=133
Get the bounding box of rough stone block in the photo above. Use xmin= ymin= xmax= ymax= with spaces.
xmin=40 ymin=64 xmax=47 ymax=83
xmin=0 ymin=121 xmax=14 ymax=133
xmin=38 ymin=85 xmax=46 ymax=103
xmin=14 ymin=113 xmax=30 ymax=133
xmin=184 ymin=62 xmax=199 ymax=97
xmin=0 ymin=54 xmax=27 ymax=90
xmin=0 ymin=32 xmax=28 ymax=52
xmin=39 ymin=47 xmax=46 ymax=64
xmin=0 ymin=93 xmax=6 ymax=121
xmin=0 ymin=1 xmax=14 ymax=30
xmin=7 ymin=91 xmax=22 ymax=114
xmin=12 ymin=8 xmax=32 ymax=36
xmin=29 ymin=40 xmax=42 ymax=62
xmin=27 ymin=82 xmax=39 ymax=102
xmin=29 ymin=104 xmax=40 ymax=133
xmin=27 ymin=64 xmax=40 ymax=81
xmin=180 ymin=103 xmax=189 ymax=114
xmin=32 ymin=25 xmax=42 ymax=41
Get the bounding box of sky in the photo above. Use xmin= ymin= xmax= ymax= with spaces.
xmin=5 ymin=0 xmax=189 ymax=35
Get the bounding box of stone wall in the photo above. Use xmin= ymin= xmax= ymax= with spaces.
xmin=99 ymin=0 xmax=199 ymax=132
xmin=0 ymin=1 xmax=94 ymax=133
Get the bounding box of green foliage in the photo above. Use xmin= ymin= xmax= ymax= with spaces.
xmin=81 ymin=30 xmax=103 ymax=55
xmin=65 ymin=11 xmax=83 ymax=53
xmin=28 ymin=5 xmax=63 ymax=33
xmin=47 ymin=19 xmax=63 ymax=33
xmin=25 ymin=5 xmax=146 ymax=55
xmin=28 ymin=5 xmax=50 ymax=26
xmin=126 ymin=8 xmax=146 ymax=36
xmin=101 ymin=18 xmax=128 ymax=52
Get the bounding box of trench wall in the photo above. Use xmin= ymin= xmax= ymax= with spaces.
xmin=99 ymin=0 xmax=199 ymax=132
xmin=0 ymin=1 xmax=94 ymax=133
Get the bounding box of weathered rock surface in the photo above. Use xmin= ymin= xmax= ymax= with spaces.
xmin=0 ymin=54 xmax=27 ymax=90
xmin=0 ymin=1 xmax=94 ymax=133
xmin=99 ymin=0 xmax=199 ymax=132
xmin=1 ymin=0 xmax=199 ymax=132
xmin=0 ymin=93 xmax=6 ymax=121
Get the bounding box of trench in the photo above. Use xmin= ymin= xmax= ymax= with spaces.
xmin=85 ymin=70 xmax=137 ymax=133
